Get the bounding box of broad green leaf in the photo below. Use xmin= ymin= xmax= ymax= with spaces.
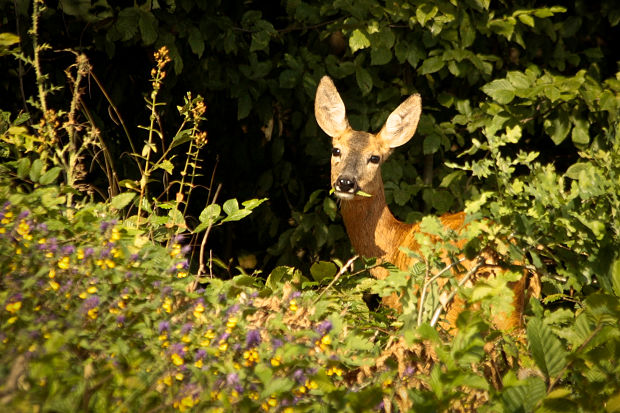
xmin=199 ymin=203 xmax=221 ymax=224
xmin=506 ymin=71 xmax=531 ymax=89
xmin=187 ymin=26 xmax=204 ymax=58
xmin=39 ymin=167 xmax=62 ymax=185
xmin=29 ymin=158 xmax=43 ymax=183
xmin=157 ymin=159 xmax=174 ymax=174
xmin=544 ymin=110 xmax=571 ymax=145
xmin=419 ymin=56 xmax=444 ymax=75
xmin=237 ymin=93 xmax=252 ymax=120
xmin=481 ymin=79 xmax=515 ymax=104
xmin=222 ymin=198 xmax=239 ymax=216
xmin=242 ymin=198 xmax=267 ymax=210
xmin=355 ymin=67 xmax=373 ymax=95
xmin=571 ymin=117 xmax=589 ymax=145
xmin=612 ymin=259 xmax=620 ymax=297
xmin=527 ymin=317 xmax=568 ymax=380
xmin=349 ymin=29 xmax=370 ymax=53
xmin=138 ymin=10 xmax=157 ymax=45
xmin=310 ymin=261 xmax=338 ymax=282
xmin=16 ymin=157 xmax=30 ymax=179
xmin=370 ymin=47 xmax=391 ymax=66
xmin=110 ymin=192 xmax=136 ymax=210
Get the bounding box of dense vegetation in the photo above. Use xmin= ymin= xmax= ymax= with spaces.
xmin=1 ymin=0 xmax=619 ymax=411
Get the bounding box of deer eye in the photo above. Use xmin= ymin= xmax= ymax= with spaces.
xmin=369 ymin=155 xmax=380 ymax=164
xmin=332 ymin=148 xmax=341 ymax=157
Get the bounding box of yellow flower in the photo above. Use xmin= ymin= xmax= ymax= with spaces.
xmin=327 ymin=366 xmax=343 ymax=377
xmin=87 ymin=308 xmax=98 ymax=320
xmin=162 ymin=297 xmax=172 ymax=313
xmin=289 ymin=299 xmax=298 ymax=312
xmin=218 ymin=341 xmax=228 ymax=352
xmin=193 ymin=303 xmax=205 ymax=319
xmin=49 ymin=280 xmax=60 ymax=291
xmin=79 ymin=291 xmax=88 ymax=299
xmin=77 ymin=248 xmax=84 ymax=259
xmin=57 ymin=256 xmax=70 ymax=270
xmin=305 ymin=380 xmax=318 ymax=390
xmin=170 ymin=243 xmax=182 ymax=258
xmin=177 ymin=271 xmax=188 ymax=279
xmin=321 ymin=335 xmax=331 ymax=346
xmin=270 ymin=355 xmax=281 ymax=367
xmin=226 ymin=316 xmax=238 ymax=329
xmin=194 ymin=359 xmax=203 ymax=368
xmin=110 ymin=228 xmax=121 ymax=242
xmin=163 ymin=375 xmax=172 ymax=386
xmin=48 ymin=268 xmax=56 ymax=279
xmin=171 ymin=353 xmax=184 ymax=366
xmin=5 ymin=301 xmax=22 ymax=313
xmin=175 ymin=372 xmax=184 ymax=381
xmin=87 ymin=286 xmax=97 ymax=294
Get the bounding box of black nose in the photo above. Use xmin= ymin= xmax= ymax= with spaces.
xmin=336 ymin=177 xmax=357 ymax=193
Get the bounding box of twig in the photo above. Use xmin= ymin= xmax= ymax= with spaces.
xmin=429 ymin=258 xmax=485 ymax=327
xmin=417 ymin=257 xmax=466 ymax=326
xmin=194 ymin=184 xmax=222 ymax=288
xmin=313 ymin=255 xmax=359 ymax=304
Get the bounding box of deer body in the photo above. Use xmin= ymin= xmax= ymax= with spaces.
xmin=315 ymin=76 xmax=526 ymax=330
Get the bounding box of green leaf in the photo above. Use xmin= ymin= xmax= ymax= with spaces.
xmin=29 ymin=158 xmax=43 ymax=183
xmin=423 ymin=134 xmax=441 ymax=154
xmin=39 ymin=167 xmax=62 ymax=185
xmin=187 ymin=26 xmax=204 ymax=58
xmin=310 ymin=261 xmax=338 ymax=282
xmin=138 ymin=10 xmax=157 ymax=45
xmin=110 ymin=192 xmax=136 ymax=210
xmin=419 ymin=56 xmax=444 ymax=75
xmin=481 ymin=79 xmax=515 ymax=104
xmin=544 ymin=110 xmax=571 ymax=145
xmin=612 ymin=259 xmax=620 ymax=297
xmin=571 ymin=117 xmax=589 ymax=145
xmin=527 ymin=317 xmax=568 ymax=380
xmin=349 ymin=29 xmax=370 ymax=53
xmin=355 ymin=67 xmax=373 ymax=95
xmin=199 ymin=203 xmax=221 ymax=224
xmin=370 ymin=47 xmax=392 ymax=66
xmin=237 ymin=93 xmax=252 ymax=120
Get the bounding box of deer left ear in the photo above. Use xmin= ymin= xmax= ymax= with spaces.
xmin=378 ymin=94 xmax=422 ymax=149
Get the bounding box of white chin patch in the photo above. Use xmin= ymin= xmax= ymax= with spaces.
xmin=334 ymin=190 xmax=355 ymax=200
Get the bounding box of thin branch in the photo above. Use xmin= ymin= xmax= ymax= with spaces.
xmin=313 ymin=255 xmax=359 ymax=304
xmin=418 ymin=257 xmax=467 ymax=326
xmin=429 ymin=258 xmax=485 ymax=327
xmin=192 ymin=184 xmax=222 ymax=291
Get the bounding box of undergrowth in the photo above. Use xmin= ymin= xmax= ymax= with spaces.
xmin=1 ymin=3 xmax=619 ymax=412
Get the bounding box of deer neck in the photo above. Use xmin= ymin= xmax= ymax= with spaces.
xmin=339 ymin=177 xmax=411 ymax=263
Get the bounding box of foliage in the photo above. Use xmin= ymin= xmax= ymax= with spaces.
xmin=1 ymin=0 xmax=620 ymax=412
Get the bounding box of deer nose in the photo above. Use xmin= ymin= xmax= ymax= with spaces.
xmin=336 ymin=177 xmax=357 ymax=193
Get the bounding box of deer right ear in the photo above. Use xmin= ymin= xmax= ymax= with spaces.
xmin=315 ymin=76 xmax=350 ymax=138
xmin=378 ymin=94 xmax=422 ymax=149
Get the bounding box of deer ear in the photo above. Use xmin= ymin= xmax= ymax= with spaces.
xmin=378 ymin=94 xmax=422 ymax=149
xmin=315 ymin=76 xmax=350 ymax=138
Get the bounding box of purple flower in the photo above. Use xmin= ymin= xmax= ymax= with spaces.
xmin=35 ymin=223 xmax=48 ymax=232
xmin=61 ymin=245 xmax=75 ymax=255
xmin=161 ymin=286 xmax=172 ymax=296
xmin=18 ymin=210 xmax=30 ymax=219
xmin=226 ymin=304 xmax=240 ymax=316
xmin=314 ymin=320 xmax=333 ymax=336
xmin=116 ymin=315 xmax=126 ymax=324
xmin=288 ymin=291 xmax=301 ymax=300
xmin=218 ymin=332 xmax=230 ymax=342
xmin=181 ymin=323 xmax=193 ymax=335
xmin=292 ymin=369 xmax=306 ymax=384
xmin=245 ymin=329 xmax=261 ymax=348
xmin=158 ymin=321 xmax=170 ymax=334
xmin=83 ymin=295 xmax=100 ymax=310
xmin=130 ymin=253 xmax=140 ymax=262
xmin=83 ymin=247 xmax=94 ymax=258
xmin=195 ymin=349 xmax=206 ymax=360
xmin=181 ymin=244 xmax=191 ymax=254
xmin=100 ymin=220 xmax=117 ymax=233
xmin=226 ymin=372 xmax=243 ymax=393
xmin=100 ymin=247 xmax=111 ymax=258
xmin=271 ymin=338 xmax=283 ymax=350
xmin=170 ymin=342 xmax=186 ymax=356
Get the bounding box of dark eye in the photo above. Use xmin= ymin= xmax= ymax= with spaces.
xmin=332 ymin=148 xmax=341 ymax=157
xmin=369 ymin=155 xmax=380 ymax=164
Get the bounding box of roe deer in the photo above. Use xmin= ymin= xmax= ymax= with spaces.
xmin=315 ymin=76 xmax=527 ymax=330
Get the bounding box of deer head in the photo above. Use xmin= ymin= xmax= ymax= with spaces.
xmin=315 ymin=76 xmax=422 ymax=200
